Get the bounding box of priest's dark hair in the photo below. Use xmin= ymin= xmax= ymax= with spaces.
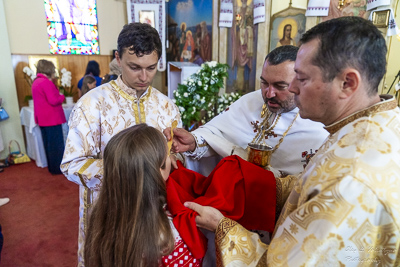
xmin=117 ymin=22 xmax=162 ymax=59
xmin=265 ymin=45 xmax=299 ymax=65
xmin=84 ymin=123 xmax=174 ymax=267
xmin=300 ymin=16 xmax=386 ymax=95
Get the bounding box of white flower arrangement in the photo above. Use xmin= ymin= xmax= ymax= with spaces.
xmin=216 ymin=92 xmax=242 ymax=114
xmin=59 ymin=68 xmax=75 ymax=97
xmin=23 ymin=66 xmax=36 ymax=86
xmin=173 ymin=61 xmax=242 ymax=129
xmin=22 ymin=66 xmax=36 ymax=102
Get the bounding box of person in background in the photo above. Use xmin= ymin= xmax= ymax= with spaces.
xmin=61 ymin=22 xmax=181 ymax=266
xmin=77 ymin=60 xmax=102 ymax=97
xmin=84 ymin=124 xmax=201 ymax=267
xmin=184 ymin=16 xmax=400 ymax=266
xmin=32 ymin=59 xmax=66 ymax=175
xmin=80 ymin=75 xmax=96 ymax=97
xmin=101 ymin=58 xmax=122 ymax=85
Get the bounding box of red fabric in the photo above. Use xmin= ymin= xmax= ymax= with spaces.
xmin=166 ymin=155 xmax=276 ymax=259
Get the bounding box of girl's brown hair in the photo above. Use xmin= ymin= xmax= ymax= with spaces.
xmin=81 ymin=75 xmax=96 ymax=96
xmin=84 ymin=124 xmax=174 ymax=266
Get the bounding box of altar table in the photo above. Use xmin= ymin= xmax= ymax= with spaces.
xmin=20 ymin=104 xmax=73 ymax=168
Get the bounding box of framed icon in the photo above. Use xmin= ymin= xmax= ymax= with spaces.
xmin=139 ymin=10 xmax=156 ymax=28
xmin=269 ymin=5 xmax=306 ymax=52
xmin=127 ymin=1 xmax=166 ymax=71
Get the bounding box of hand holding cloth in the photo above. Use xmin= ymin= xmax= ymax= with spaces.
xmin=166 ymin=155 xmax=276 ymax=259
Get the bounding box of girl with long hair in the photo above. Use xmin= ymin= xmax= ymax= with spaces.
xmin=84 ymin=124 xmax=201 ymax=267
xmin=80 ymin=75 xmax=96 ymax=97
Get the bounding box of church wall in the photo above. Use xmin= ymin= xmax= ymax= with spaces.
xmin=0 ymin=0 xmax=25 ymax=159
xmin=3 ymin=0 xmax=127 ymax=56
xmin=0 ymin=0 xmax=399 ymax=158
xmin=383 ymin=0 xmax=400 ymax=100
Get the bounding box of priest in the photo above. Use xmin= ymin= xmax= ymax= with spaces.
xmin=185 ymin=16 xmax=400 ymax=266
xmin=165 ymin=45 xmax=329 ymax=266
xmin=166 ymin=45 xmax=328 ymax=179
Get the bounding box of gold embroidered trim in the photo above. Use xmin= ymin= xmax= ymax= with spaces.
xmin=215 ymin=217 xmax=238 ymax=245
xmin=83 ymin=187 xmax=89 ymax=236
xmin=325 ymin=95 xmax=398 ymax=135
xmin=193 ymin=133 xmax=208 ymax=148
xmin=109 ymin=80 xmax=152 ymax=123
xmin=255 ymin=251 xmax=268 ymax=267
xmin=133 ymin=100 xmax=140 ymax=123
xmin=109 ymin=80 xmax=135 ymax=102
xmin=275 ymin=177 xmax=283 ymax=223
xmin=76 ymin=159 xmax=96 ymax=187
xmin=139 ymin=92 xmax=150 ymax=123
xmin=216 ymin=217 xmax=238 ymax=267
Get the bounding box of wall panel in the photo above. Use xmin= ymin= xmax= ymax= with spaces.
xmin=12 ymin=54 xmax=113 ymax=109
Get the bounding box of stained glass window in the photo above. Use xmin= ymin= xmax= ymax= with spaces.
xmin=43 ymin=0 xmax=99 ymax=55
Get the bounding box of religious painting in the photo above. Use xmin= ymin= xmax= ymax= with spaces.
xmin=139 ymin=10 xmax=156 ymax=28
xmin=269 ymin=5 xmax=306 ymax=52
xmin=167 ymin=0 xmax=213 ymax=64
xmin=321 ymin=0 xmax=371 ymax=22
xmin=226 ymin=0 xmax=258 ymax=94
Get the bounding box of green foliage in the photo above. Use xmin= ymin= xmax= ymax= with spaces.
xmin=59 ymin=85 xmax=76 ymax=97
xmin=24 ymin=95 xmax=33 ymax=103
xmin=173 ymin=61 xmax=232 ymax=129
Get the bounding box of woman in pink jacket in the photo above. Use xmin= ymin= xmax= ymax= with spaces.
xmin=32 ymin=60 xmax=66 ymax=174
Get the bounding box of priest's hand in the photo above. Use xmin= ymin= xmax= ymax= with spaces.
xmin=184 ymin=202 xmax=224 ymax=232
xmin=163 ymin=127 xmax=196 ymax=153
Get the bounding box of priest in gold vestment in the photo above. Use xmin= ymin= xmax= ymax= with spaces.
xmin=61 ymin=23 xmax=181 ymax=266
xmin=184 ymin=17 xmax=400 ymax=266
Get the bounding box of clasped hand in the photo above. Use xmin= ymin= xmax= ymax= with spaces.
xmin=163 ymin=127 xmax=196 ymax=153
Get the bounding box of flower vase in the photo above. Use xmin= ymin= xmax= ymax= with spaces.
xmin=28 ymin=99 xmax=34 ymax=108
xmin=65 ymin=96 xmax=74 ymax=105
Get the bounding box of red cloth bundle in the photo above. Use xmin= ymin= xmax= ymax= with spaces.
xmin=166 ymin=155 xmax=276 ymax=259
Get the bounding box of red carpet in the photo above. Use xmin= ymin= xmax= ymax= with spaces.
xmin=0 ymin=161 xmax=79 ymax=266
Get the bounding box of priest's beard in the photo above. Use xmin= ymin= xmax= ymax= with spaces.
xmin=265 ymin=96 xmax=296 ymax=114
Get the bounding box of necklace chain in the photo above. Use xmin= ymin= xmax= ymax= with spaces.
xmin=250 ymin=104 xmax=299 ymax=154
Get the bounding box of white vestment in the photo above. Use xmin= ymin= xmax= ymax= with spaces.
xmin=61 ymin=77 xmax=181 ymax=266
xmin=187 ymin=90 xmax=329 ymax=176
